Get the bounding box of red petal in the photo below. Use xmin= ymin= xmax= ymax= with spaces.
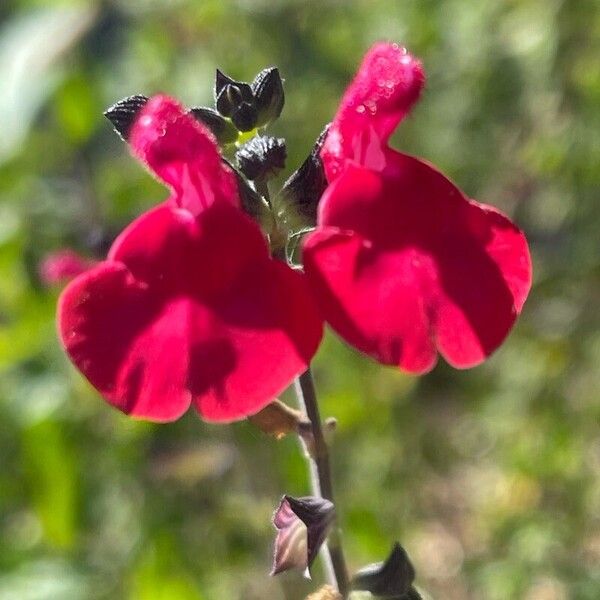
xmin=433 ymin=200 xmax=531 ymax=368
xmin=58 ymin=262 xmax=191 ymax=421
xmin=321 ymin=43 xmax=425 ymax=180
xmin=193 ymin=260 xmax=323 ymax=422
xmin=303 ymin=229 xmax=438 ymax=373
xmin=304 ymin=155 xmax=532 ymax=372
xmin=58 ymin=203 xmax=323 ymax=422
xmin=108 ymin=201 xmax=268 ymax=296
xmin=129 ymin=95 xmax=239 ymax=214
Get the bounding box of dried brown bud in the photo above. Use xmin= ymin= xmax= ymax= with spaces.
xmin=248 ymin=400 xmax=308 ymax=440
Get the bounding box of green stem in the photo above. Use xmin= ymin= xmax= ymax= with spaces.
xmin=254 ymin=177 xmax=286 ymax=255
xmin=256 ymin=177 xmax=350 ymax=595
xmin=294 ymin=368 xmax=350 ymax=598
xmin=253 ymin=177 xmax=272 ymax=209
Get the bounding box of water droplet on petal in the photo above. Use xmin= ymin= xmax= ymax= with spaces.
xmin=364 ymin=100 xmax=377 ymax=115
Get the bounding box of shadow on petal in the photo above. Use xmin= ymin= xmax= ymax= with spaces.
xmin=187 ymin=337 xmax=237 ymax=399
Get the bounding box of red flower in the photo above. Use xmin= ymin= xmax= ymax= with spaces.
xmin=303 ymin=43 xmax=532 ymax=373
xmin=58 ymin=96 xmax=323 ymax=422
xmin=40 ymin=250 xmax=94 ymax=285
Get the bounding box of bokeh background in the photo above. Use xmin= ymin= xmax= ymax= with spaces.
xmin=1 ymin=0 xmax=599 ymax=598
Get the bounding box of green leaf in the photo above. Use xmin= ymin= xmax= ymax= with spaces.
xmin=21 ymin=419 xmax=79 ymax=549
xmin=130 ymin=536 xmax=204 ymax=600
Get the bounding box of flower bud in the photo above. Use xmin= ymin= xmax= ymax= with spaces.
xmin=215 ymin=83 xmax=255 ymax=119
xmin=214 ymin=69 xmax=252 ymax=102
xmin=104 ymin=95 xmax=149 ymax=140
xmin=252 ymin=67 xmax=285 ymax=127
xmin=272 ymin=495 xmax=335 ymax=577
xmin=351 ymin=543 xmax=420 ymax=599
xmin=281 ymin=125 xmax=329 ymax=223
xmin=214 ymin=69 xmax=255 ymax=120
xmin=230 ymin=101 xmax=258 ymax=132
xmin=236 ymin=135 xmax=287 ymax=181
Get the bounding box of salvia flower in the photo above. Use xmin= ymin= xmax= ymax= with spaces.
xmin=303 ymin=43 xmax=532 ymax=373
xmin=58 ymin=95 xmax=323 ymax=422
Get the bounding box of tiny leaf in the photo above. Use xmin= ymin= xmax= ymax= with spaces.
xmin=188 ymin=106 xmax=238 ymax=144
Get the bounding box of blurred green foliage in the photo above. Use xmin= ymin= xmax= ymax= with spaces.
xmin=0 ymin=1 xmax=599 ymax=599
